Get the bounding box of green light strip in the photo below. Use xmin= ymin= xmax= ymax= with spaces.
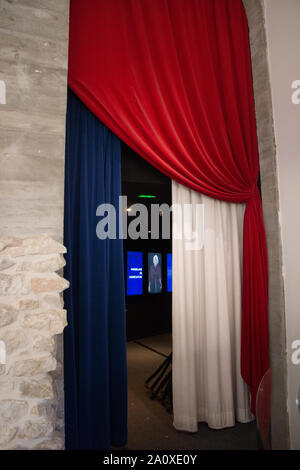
xmin=137 ymin=194 xmax=156 ymax=198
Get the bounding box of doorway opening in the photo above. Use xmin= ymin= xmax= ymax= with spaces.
xmin=122 ymin=141 xmax=172 ymax=342
xmin=120 ymin=142 xmax=258 ymax=450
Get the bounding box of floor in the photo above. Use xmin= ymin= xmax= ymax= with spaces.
xmin=126 ymin=333 xmax=258 ymax=450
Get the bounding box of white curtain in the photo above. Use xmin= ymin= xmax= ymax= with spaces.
xmin=172 ymin=181 xmax=253 ymax=431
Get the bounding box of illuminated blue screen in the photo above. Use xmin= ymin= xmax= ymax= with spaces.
xmin=148 ymin=252 xmax=162 ymax=294
xmin=127 ymin=251 xmax=143 ymax=296
xmin=167 ymin=253 xmax=172 ymax=292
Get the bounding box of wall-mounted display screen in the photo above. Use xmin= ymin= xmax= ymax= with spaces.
xmin=127 ymin=251 xmax=143 ymax=296
xmin=148 ymin=252 xmax=162 ymax=294
xmin=167 ymin=253 xmax=172 ymax=292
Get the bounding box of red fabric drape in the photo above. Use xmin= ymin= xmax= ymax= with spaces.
xmin=68 ymin=0 xmax=269 ymax=414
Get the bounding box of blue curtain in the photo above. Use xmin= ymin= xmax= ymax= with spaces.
xmin=63 ymin=89 xmax=127 ymax=450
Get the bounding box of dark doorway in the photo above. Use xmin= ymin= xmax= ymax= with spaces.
xmin=121 ymin=142 xmax=172 ymax=341
xmin=121 ymin=142 xmax=258 ymax=450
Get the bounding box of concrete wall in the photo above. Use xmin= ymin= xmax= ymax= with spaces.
xmin=263 ymin=0 xmax=300 ymax=450
xmin=242 ymin=0 xmax=290 ymax=449
xmin=0 ymin=0 xmax=69 ymax=448
xmin=0 ymin=0 xmax=69 ymax=242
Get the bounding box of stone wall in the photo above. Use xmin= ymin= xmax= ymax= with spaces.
xmin=0 ymin=234 xmax=68 ymax=450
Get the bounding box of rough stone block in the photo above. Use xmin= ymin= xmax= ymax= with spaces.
xmin=0 ymin=400 xmax=29 ymax=445
xmin=19 ymin=298 xmax=39 ymax=310
xmin=0 ymin=273 xmax=27 ymax=295
xmin=0 ymin=329 xmax=27 ymax=354
xmin=19 ymin=375 xmax=54 ymax=399
xmin=0 ymin=235 xmax=66 ymax=258
xmin=33 ymin=431 xmax=63 ymax=450
xmin=30 ymin=401 xmax=56 ymax=420
xmin=0 ymin=237 xmax=23 ymax=251
xmin=0 ymin=258 xmax=16 ymax=271
xmin=31 ymin=274 xmax=69 ymax=293
xmin=41 ymin=293 xmax=63 ymax=309
xmin=18 ymin=419 xmax=54 ymax=440
xmin=0 ymin=425 xmax=18 ymax=446
xmin=12 ymin=356 xmax=57 ymax=376
xmin=50 ymin=361 xmax=62 ymax=380
xmin=0 ymin=376 xmax=13 ymax=395
xmin=22 ymin=309 xmax=67 ymax=334
xmin=0 ymin=303 xmax=18 ymax=327
xmin=33 ymin=334 xmax=55 ymax=354
xmin=0 ymin=399 xmax=28 ymax=423
xmin=18 ymin=254 xmax=66 ymax=273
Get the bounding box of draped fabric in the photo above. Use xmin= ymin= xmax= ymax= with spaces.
xmin=63 ymin=89 xmax=127 ymax=450
xmin=68 ymin=0 xmax=269 ymax=413
xmin=172 ymin=181 xmax=253 ymax=430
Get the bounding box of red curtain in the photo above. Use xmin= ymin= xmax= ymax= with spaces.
xmin=68 ymin=0 xmax=269 ymax=414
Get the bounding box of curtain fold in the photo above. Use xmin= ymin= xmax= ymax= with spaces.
xmin=68 ymin=0 xmax=269 ymax=413
xmin=63 ymin=89 xmax=127 ymax=450
xmin=172 ymin=181 xmax=253 ymax=430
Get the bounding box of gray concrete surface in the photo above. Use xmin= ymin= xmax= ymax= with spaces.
xmin=243 ymin=0 xmax=290 ymax=450
xmin=0 ymin=0 xmax=69 ymax=242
